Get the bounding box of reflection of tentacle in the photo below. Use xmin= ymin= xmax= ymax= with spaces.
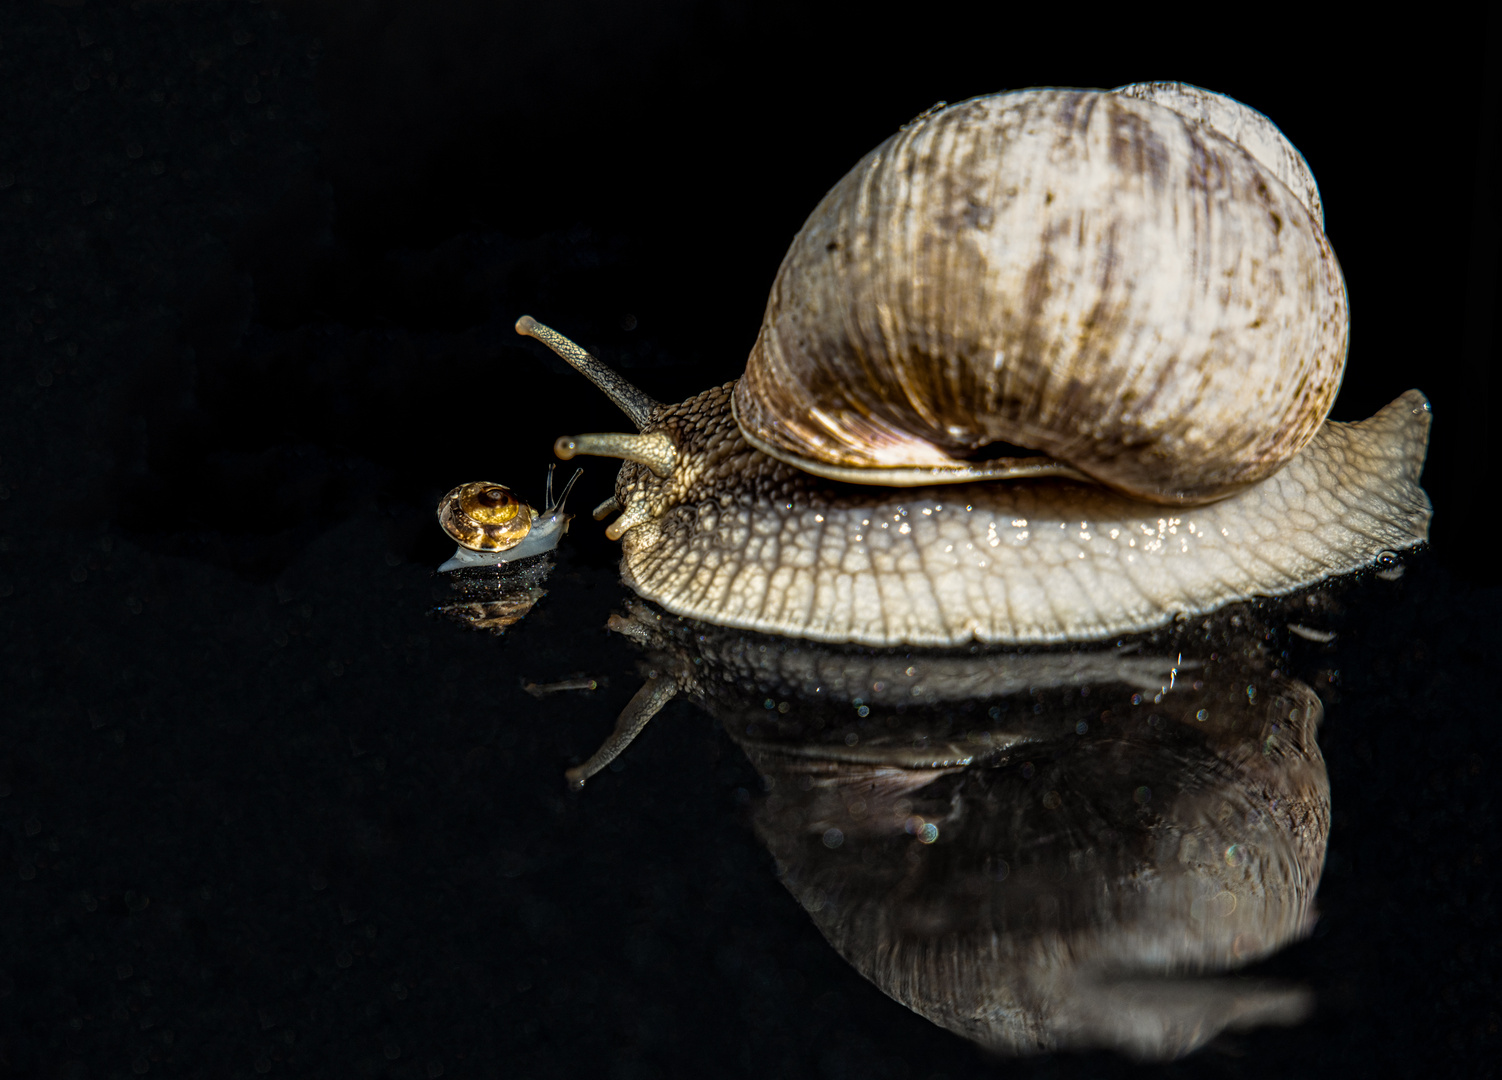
xmin=565 ymin=677 xmax=679 ymax=790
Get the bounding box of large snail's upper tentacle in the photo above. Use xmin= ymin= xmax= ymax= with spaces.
xmin=615 ymin=389 xmax=1431 ymax=647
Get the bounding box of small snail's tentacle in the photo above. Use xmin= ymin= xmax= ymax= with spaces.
xmin=516 ymin=316 xmax=660 ymax=431
xmin=555 ymin=432 xmax=678 ymax=478
xmin=593 ymin=496 xmax=622 ymax=520
xmin=603 ymin=499 xmax=656 ymax=542
xmin=544 ymin=464 xmax=584 ymax=512
xmin=564 ymin=676 xmax=678 ymax=790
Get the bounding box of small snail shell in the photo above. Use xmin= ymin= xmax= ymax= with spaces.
xmin=439 ymin=482 xmax=535 ymax=551
xmin=515 ymin=84 xmax=1432 ymax=647
xmin=733 ymin=85 xmax=1345 ymax=503
xmin=435 ymin=469 xmax=581 ymax=572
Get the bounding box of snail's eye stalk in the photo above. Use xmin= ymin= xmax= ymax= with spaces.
xmin=554 ymin=432 xmax=677 ymax=479
xmin=543 ymin=462 xmax=583 ymax=513
xmin=516 ymin=316 xmax=661 ymax=432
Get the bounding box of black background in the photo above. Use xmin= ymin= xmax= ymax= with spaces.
xmin=1 ymin=1 xmax=1499 ymax=1077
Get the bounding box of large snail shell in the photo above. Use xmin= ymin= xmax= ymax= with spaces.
xmin=733 ymin=87 xmax=1347 ymax=504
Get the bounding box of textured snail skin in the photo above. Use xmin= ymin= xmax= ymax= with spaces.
xmin=611 ymin=386 xmax=1430 ymax=647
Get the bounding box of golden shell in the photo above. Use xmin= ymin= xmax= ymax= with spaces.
xmin=437 ymin=482 xmax=535 ymax=552
xmin=732 ymin=86 xmax=1348 ymax=505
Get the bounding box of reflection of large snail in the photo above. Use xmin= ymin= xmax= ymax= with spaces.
xmin=496 ymin=82 xmax=1430 ymax=647
xmin=609 ymin=598 xmax=1330 ymax=1058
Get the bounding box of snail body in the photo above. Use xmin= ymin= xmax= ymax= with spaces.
xmin=518 ymin=83 xmax=1432 ymax=648
xmin=604 ymin=384 xmax=1428 ymax=647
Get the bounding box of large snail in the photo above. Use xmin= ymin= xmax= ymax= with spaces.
xmin=498 ymin=82 xmax=1430 ymax=650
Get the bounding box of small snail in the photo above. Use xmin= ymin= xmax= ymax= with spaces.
xmin=432 ymin=467 xmax=581 ymax=634
xmin=517 ymin=83 xmax=1431 ymax=650
xmin=436 ymin=467 xmax=580 ymax=572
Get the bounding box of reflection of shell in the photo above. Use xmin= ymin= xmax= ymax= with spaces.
xmin=733 ymin=87 xmax=1347 ymax=503
xmin=432 ymin=556 xmax=554 ymax=636
xmin=743 ymin=657 xmax=1327 ymax=1058
xmin=437 ymin=481 xmax=534 ymax=552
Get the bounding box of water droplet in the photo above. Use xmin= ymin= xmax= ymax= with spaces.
xmin=822 ymin=828 xmax=844 ymax=849
xmin=918 ymin=822 xmax=939 ymax=843
xmin=1134 ymin=785 xmax=1152 ymax=805
xmin=844 ymin=731 xmax=859 ymax=745
xmin=1075 ymin=720 xmax=1088 ymax=735
xmin=1196 ymin=708 xmax=1209 ymax=722
xmin=1042 ymin=790 xmax=1062 ymax=810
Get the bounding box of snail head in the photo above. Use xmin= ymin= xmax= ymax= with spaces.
xmin=517 ymin=316 xmax=707 ymax=541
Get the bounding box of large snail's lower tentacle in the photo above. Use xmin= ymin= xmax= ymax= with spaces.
xmin=564 ymin=677 xmax=679 ymax=790
xmin=555 ymin=432 xmax=678 ymax=478
xmin=592 ymin=496 xmax=622 ymax=520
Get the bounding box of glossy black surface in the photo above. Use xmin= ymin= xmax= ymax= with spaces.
xmin=2 ymin=3 xmax=1497 ymax=1076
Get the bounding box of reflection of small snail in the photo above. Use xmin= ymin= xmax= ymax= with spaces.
xmin=518 ymin=83 xmax=1431 ymax=647
xmin=436 ymin=467 xmax=580 ymax=572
